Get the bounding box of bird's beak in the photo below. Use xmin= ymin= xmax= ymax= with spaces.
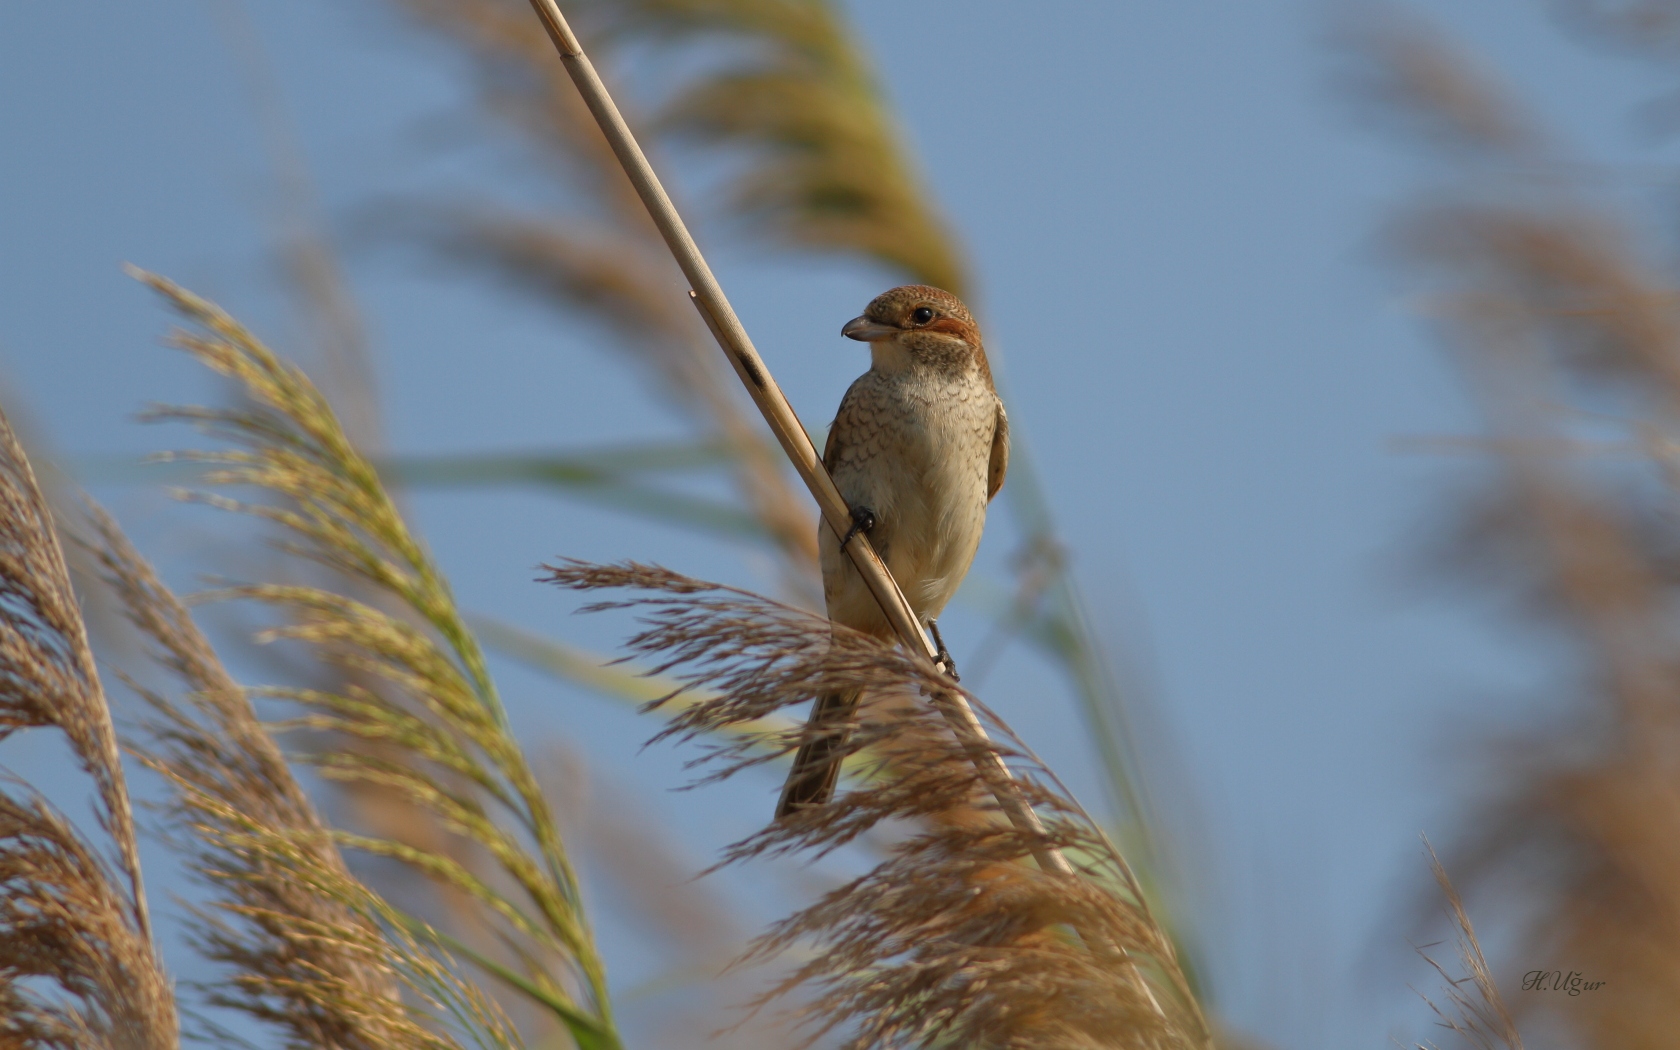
xmin=842 ymin=316 xmax=898 ymax=342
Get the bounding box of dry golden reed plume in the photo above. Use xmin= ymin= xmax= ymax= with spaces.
xmin=383 ymin=0 xmax=821 ymax=596
xmin=131 ymin=268 xmax=621 ymax=1050
xmin=0 ymin=408 xmax=176 ymax=1049
xmin=546 ymin=559 xmax=1210 ymax=1050
xmin=1351 ymin=8 xmax=1680 ymax=1046
xmin=575 ymin=0 xmax=969 ymax=296
xmin=0 ymin=795 xmax=171 ymax=1050
xmin=1413 ymin=841 xmax=1523 ymax=1050
xmin=82 ymin=505 xmax=512 ymax=1050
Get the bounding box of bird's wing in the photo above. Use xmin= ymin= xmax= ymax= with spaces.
xmin=823 ymin=418 xmax=841 ymax=475
xmin=987 ymin=397 xmax=1010 ymax=502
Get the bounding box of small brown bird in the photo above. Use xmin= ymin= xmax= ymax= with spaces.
xmin=776 ymin=285 xmax=1008 ymax=818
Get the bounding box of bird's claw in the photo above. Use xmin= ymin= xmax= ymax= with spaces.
xmin=928 ymin=618 xmax=959 ymax=681
xmin=839 ymin=505 xmax=877 ymax=551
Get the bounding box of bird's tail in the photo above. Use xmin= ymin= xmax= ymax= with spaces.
xmin=775 ymin=688 xmax=862 ymax=819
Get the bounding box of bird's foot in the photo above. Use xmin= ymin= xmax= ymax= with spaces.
xmin=928 ymin=618 xmax=959 ymax=682
xmin=839 ymin=504 xmax=877 ymax=551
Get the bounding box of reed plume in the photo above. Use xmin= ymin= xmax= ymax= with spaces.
xmin=546 ymin=559 xmax=1210 ymax=1049
xmin=577 ymin=0 xmax=968 ymax=296
xmin=0 ymin=796 xmax=171 ymax=1050
xmin=131 ymin=268 xmax=619 ymax=1049
xmin=1352 ymin=9 xmax=1680 ymax=1045
xmin=82 ymin=503 xmax=513 ymax=1050
xmin=1413 ymin=842 xmax=1523 ymax=1050
xmin=382 ymin=0 xmax=820 ymax=596
xmin=0 ymin=408 xmax=176 ymax=1049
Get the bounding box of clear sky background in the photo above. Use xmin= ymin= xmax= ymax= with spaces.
xmin=4 ymin=1 xmax=1677 ymax=1046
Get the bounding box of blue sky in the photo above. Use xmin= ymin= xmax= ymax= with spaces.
xmin=4 ymin=1 xmax=1676 ymax=1045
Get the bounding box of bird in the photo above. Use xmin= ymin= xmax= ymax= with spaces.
xmin=775 ymin=284 xmax=1008 ymax=819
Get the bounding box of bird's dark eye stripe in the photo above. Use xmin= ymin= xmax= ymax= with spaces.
xmin=911 ymin=306 xmax=935 ymax=324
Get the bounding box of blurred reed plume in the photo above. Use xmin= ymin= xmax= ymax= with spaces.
xmin=383 ymin=0 xmax=821 ymax=597
xmin=84 ymin=503 xmax=513 ymax=1050
xmin=1351 ymin=7 xmax=1680 ymax=1046
xmin=0 ymin=407 xmax=176 ymax=1049
xmin=546 ymin=560 xmax=1211 ymax=1049
xmin=575 ymin=0 xmax=969 ymax=296
xmin=132 ymin=268 xmax=620 ymax=1049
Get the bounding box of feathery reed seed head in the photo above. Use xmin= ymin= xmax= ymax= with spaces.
xmin=547 ymin=559 xmax=1209 ymax=1049
xmin=0 ymin=409 xmax=175 ymax=1049
xmin=133 ymin=268 xmax=619 ymax=1049
xmin=84 ymin=504 xmax=508 ymax=1050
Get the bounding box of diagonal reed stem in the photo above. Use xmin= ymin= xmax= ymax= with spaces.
xmin=520 ymin=0 xmax=1082 ymax=880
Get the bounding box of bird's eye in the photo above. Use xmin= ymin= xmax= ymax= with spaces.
xmin=911 ymin=306 xmax=935 ymax=325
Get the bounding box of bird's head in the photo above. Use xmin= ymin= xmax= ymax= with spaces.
xmin=842 ymin=285 xmax=987 ymax=377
